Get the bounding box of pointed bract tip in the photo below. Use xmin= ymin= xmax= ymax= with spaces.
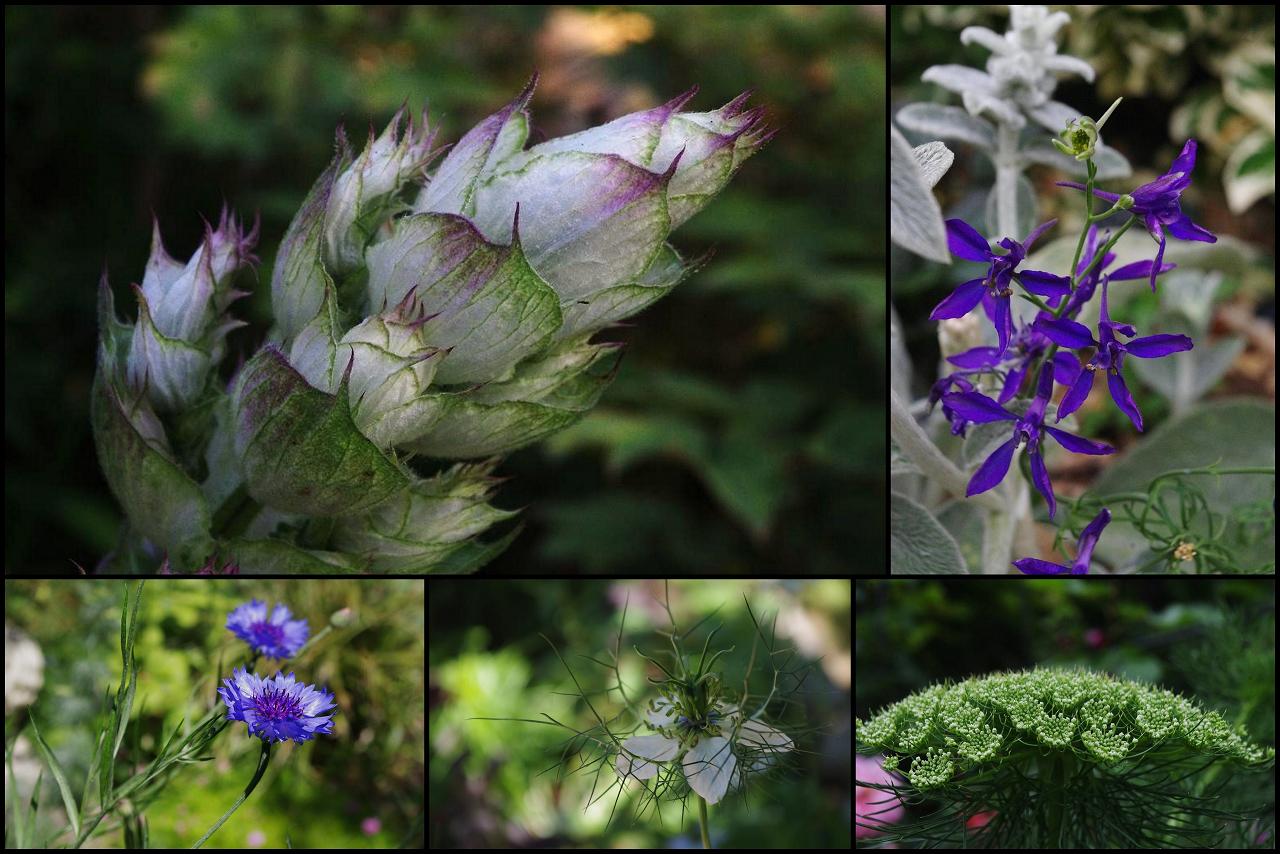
xmin=721 ymin=89 xmax=756 ymax=116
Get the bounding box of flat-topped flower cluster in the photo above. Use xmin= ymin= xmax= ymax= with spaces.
xmin=857 ymin=669 xmax=1273 ymax=790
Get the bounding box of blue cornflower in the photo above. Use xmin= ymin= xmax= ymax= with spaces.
xmin=1014 ymin=508 xmax=1112 ymax=575
xmin=227 ymin=600 xmax=309 ymax=659
xmin=930 ymin=219 xmax=1071 ymax=356
xmin=1035 ymin=280 xmax=1193 ymax=432
xmin=941 ymin=362 xmax=1114 ymax=519
xmin=1061 ymin=140 xmax=1216 ymax=291
xmin=219 ymin=668 xmax=337 ymax=744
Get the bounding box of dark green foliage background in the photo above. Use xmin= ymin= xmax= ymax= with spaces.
xmin=429 ymin=578 xmax=851 ymax=848
xmin=4 ymin=579 xmax=424 ymax=848
xmin=3 ymin=5 xmax=884 ymax=573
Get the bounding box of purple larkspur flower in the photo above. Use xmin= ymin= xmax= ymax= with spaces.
xmin=227 ymin=600 xmax=309 ymax=659
xmin=1060 ymin=140 xmax=1216 ymax=291
xmin=948 ymin=312 xmax=1081 ymax=404
xmin=930 ymin=219 xmax=1071 ymax=356
xmin=218 ymin=668 xmax=336 ymax=744
xmin=1014 ymin=508 xmax=1111 ymax=574
xmin=929 ymin=372 xmax=980 ymax=436
xmin=942 ymin=363 xmax=1114 ymax=518
xmin=1034 ymin=280 xmax=1193 ymax=431
xmin=1060 ymin=225 xmax=1176 ymax=318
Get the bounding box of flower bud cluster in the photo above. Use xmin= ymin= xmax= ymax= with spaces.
xmin=857 ymin=669 xmax=1273 ymax=786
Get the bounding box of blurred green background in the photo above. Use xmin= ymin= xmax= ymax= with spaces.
xmin=4 ymin=5 xmax=885 ymax=574
xmin=4 ymin=579 xmax=425 ymax=848
xmin=428 ymin=578 xmax=851 ymax=848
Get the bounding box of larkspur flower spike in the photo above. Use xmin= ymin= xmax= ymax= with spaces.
xmin=218 ymin=667 xmax=337 ymax=744
xmin=226 ymin=600 xmax=310 ymax=659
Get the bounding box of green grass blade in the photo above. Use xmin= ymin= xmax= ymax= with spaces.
xmin=25 ymin=767 xmax=44 ymax=848
xmin=28 ymin=714 xmax=81 ymax=841
xmin=80 ymin=727 xmax=106 ymax=831
xmin=7 ymin=734 xmax=26 ymax=849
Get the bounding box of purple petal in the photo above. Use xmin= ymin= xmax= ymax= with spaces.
xmin=1107 ymin=369 xmax=1144 ymax=432
xmin=967 ymin=436 xmax=1017 ymax=496
xmin=997 ymin=362 xmax=1026 ymax=404
xmin=1165 ymin=213 xmax=1217 ymax=244
xmin=1027 ymin=361 xmax=1055 ymax=422
xmin=991 ymin=296 xmax=1013 ymax=355
xmin=1018 ymin=269 xmax=1072 ymax=299
xmin=945 ymin=218 xmax=993 ymax=262
xmin=930 ymin=278 xmax=986 ymax=320
xmin=1108 ymin=258 xmax=1175 ymax=282
xmin=1021 ymin=219 xmax=1058 ymax=252
xmin=1044 ymin=425 xmax=1115 ymax=455
xmin=1071 ymin=507 xmax=1112 ymax=573
xmin=1035 ymin=316 xmax=1096 ymax=350
xmin=1055 ymin=367 xmax=1095 ymax=421
xmin=1169 ymin=139 xmax=1198 ymax=181
xmin=1029 ymin=449 xmax=1057 ymax=519
xmin=1075 ymin=226 xmax=1099 ymax=278
xmin=1056 ymin=181 xmax=1123 ymax=204
xmin=947 ymin=346 xmax=1004 ymax=369
xmin=1147 ymin=232 xmax=1168 ymax=292
xmin=939 ymin=391 xmax=1016 ymax=423
xmin=1051 ymin=351 xmax=1082 ymax=388
xmin=1013 ymin=557 xmax=1073 ymax=575
xmin=1131 ymin=172 xmax=1189 ymax=208
xmin=1125 ymin=333 xmax=1194 ymax=358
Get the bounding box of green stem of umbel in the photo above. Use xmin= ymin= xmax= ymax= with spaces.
xmin=191 ymin=740 xmax=272 ymax=849
xmin=697 ymin=795 xmax=711 ymax=849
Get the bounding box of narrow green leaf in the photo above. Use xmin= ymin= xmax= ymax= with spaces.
xmin=28 ymin=715 xmax=81 ymax=841
xmin=7 ymin=734 xmax=26 ymax=849
xmin=25 ymin=767 xmax=43 ymax=848
xmin=80 ymin=728 xmax=106 ymax=829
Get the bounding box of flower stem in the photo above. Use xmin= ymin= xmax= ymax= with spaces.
xmin=191 ymin=740 xmax=272 ymax=849
xmin=697 ymin=795 xmax=711 ymax=849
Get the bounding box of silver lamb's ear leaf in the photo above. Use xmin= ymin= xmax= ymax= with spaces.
xmin=912 ymin=141 xmax=955 ymax=189
xmin=230 ymin=346 xmax=410 ymax=515
xmin=890 ymin=491 xmax=968 ymax=574
xmin=896 ymin=103 xmax=996 ymax=152
xmin=891 ymin=126 xmax=951 ymax=264
xmin=91 ymin=369 xmax=215 ymax=567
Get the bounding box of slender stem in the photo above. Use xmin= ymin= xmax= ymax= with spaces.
xmin=890 ymin=388 xmax=1005 ymax=513
xmin=1067 ymin=160 xmax=1097 ymax=286
xmin=994 ymin=122 xmax=1022 ymax=238
xmin=697 ymin=795 xmax=711 ymax=849
xmin=191 ymin=741 xmax=272 ymax=849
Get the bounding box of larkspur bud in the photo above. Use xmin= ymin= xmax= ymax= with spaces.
xmin=1051 ymin=97 xmax=1122 ymax=162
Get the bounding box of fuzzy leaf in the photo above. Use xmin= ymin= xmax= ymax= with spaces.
xmin=891 ymin=491 xmax=968 ymax=574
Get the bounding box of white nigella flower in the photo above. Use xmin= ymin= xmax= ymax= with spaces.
xmin=615 ymin=694 xmax=794 ymax=804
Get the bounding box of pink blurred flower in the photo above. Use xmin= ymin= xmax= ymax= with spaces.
xmin=967 ymin=809 xmax=997 ymax=830
xmin=361 ymin=817 xmax=382 ymax=836
xmin=856 ymin=755 xmax=905 ymax=839
xmin=1084 ymin=628 xmax=1105 ymax=649
xmin=246 ymin=830 xmax=266 ymax=847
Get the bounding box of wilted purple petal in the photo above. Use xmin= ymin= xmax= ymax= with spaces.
xmin=1072 ymin=508 xmax=1112 ymax=572
xmin=1014 ymin=557 xmax=1072 ymax=575
xmin=1029 ymin=449 xmax=1057 ymax=519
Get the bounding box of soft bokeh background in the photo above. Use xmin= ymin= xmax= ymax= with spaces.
xmin=855 ymin=578 xmax=1276 ymax=845
xmin=4 ymin=5 xmax=885 ymax=574
xmin=428 ymin=578 xmax=851 ymax=848
xmin=4 ymin=579 xmax=425 ymax=848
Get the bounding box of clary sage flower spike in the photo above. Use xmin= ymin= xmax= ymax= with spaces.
xmin=92 ymin=75 xmax=769 ymax=572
